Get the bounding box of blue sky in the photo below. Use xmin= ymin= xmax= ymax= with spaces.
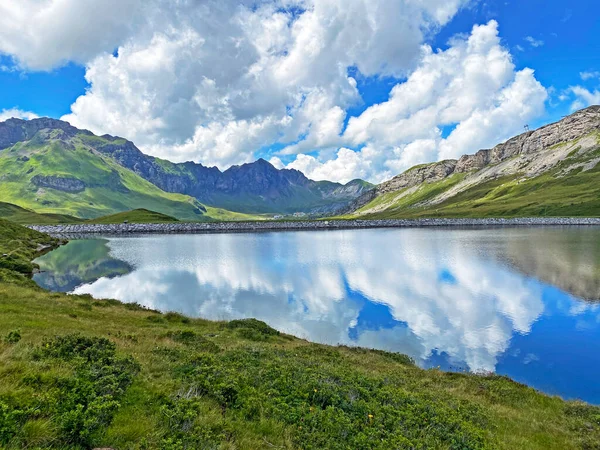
xmin=1 ymin=0 xmax=599 ymax=183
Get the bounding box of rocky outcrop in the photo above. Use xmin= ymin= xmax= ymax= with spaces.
xmin=0 ymin=117 xmax=92 ymax=151
xmin=378 ymin=160 xmax=457 ymax=194
xmin=349 ymin=105 xmax=600 ymax=213
xmin=454 ymin=105 xmax=600 ymax=173
xmin=31 ymin=175 xmax=86 ymax=193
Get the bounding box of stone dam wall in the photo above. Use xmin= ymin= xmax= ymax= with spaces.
xmin=29 ymin=217 xmax=600 ymax=236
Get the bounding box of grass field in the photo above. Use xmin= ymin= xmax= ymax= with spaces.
xmin=86 ymin=209 xmax=180 ymax=224
xmin=0 ymin=201 xmax=82 ymax=225
xmin=0 ymin=218 xmax=599 ymax=449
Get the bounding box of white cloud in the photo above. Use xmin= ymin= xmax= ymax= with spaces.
xmin=569 ymin=86 xmax=600 ymax=111
xmin=52 ymin=0 xmax=469 ymax=171
xmin=281 ymin=20 xmax=547 ymax=181
xmin=0 ymin=108 xmax=38 ymax=121
xmin=287 ymin=148 xmax=373 ymax=184
xmin=580 ymin=71 xmax=600 ymax=81
xmin=0 ymin=1 xmax=550 ymax=184
xmin=268 ymin=156 xmax=285 ymax=170
xmin=0 ymin=0 xmax=145 ymax=70
xmin=524 ymin=36 xmax=544 ymax=48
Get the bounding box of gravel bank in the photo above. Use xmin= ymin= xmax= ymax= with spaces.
xmin=29 ymin=217 xmax=600 ymax=236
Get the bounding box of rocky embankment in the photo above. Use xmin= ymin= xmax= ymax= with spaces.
xmin=29 ymin=217 xmax=600 ymax=235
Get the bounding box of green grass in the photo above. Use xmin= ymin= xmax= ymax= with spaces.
xmin=86 ymin=209 xmax=179 ymax=224
xmin=0 ymin=201 xmax=82 ymax=225
xmin=0 ymin=221 xmax=599 ymax=448
xmin=350 ymin=146 xmax=600 ymax=219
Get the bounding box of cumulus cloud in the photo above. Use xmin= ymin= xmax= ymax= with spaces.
xmin=0 ymin=0 xmax=146 ymax=70
xmin=280 ymin=20 xmax=547 ymax=181
xmin=569 ymin=86 xmax=600 ymax=111
xmin=580 ymin=71 xmax=600 ymax=81
xmin=0 ymin=108 xmax=38 ymax=121
xmin=50 ymin=0 xmax=469 ymax=171
xmin=0 ymin=1 xmax=549 ymax=183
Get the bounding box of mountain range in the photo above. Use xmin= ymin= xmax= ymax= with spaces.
xmin=0 ymin=118 xmax=372 ymax=220
xmin=1 ymin=106 xmax=600 ymax=222
xmin=345 ymin=105 xmax=600 ymax=218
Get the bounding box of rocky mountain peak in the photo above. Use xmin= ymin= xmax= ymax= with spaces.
xmin=0 ymin=117 xmax=91 ymax=151
xmin=0 ymin=116 xmax=371 ymax=214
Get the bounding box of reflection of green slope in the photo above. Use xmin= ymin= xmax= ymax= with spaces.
xmin=33 ymin=239 xmax=131 ymax=292
xmin=498 ymin=228 xmax=600 ymax=302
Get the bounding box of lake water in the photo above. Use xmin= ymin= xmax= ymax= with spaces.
xmin=34 ymin=227 xmax=600 ymax=404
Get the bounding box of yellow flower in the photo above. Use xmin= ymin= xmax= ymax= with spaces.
xmin=368 ymin=414 xmax=374 ymax=419
xmin=314 ymin=388 xmax=318 ymax=392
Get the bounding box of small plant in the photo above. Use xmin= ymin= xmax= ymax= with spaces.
xmin=226 ymin=318 xmax=280 ymax=341
xmin=165 ymin=311 xmax=191 ymax=324
xmin=146 ymin=314 xmax=167 ymax=324
xmin=165 ymin=330 xmax=220 ymax=353
xmin=4 ymin=330 xmax=21 ymax=344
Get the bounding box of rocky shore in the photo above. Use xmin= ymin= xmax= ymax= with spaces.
xmin=29 ymin=217 xmax=600 ymax=236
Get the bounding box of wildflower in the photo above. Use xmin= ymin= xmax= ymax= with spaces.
xmin=314 ymin=388 xmax=318 ymax=392
xmin=368 ymin=414 xmax=374 ymax=419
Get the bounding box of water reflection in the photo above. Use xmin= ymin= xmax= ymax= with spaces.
xmin=36 ymin=228 xmax=600 ymax=403
xmin=34 ymin=239 xmax=132 ymax=292
xmin=498 ymin=227 xmax=600 ymax=301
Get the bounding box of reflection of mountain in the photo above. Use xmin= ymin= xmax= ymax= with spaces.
xmin=70 ymin=230 xmax=550 ymax=373
xmin=33 ymin=239 xmax=132 ymax=291
xmin=497 ymin=228 xmax=600 ymax=302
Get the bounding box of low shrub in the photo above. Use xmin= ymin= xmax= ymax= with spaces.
xmin=0 ymin=335 xmax=139 ymax=448
xmin=3 ymin=330 xmax=21 ymax=344
xmin=226 ymin=318 xmax=280 ymax=341
xmin=169 ymin=346 xmax=490 ymax=449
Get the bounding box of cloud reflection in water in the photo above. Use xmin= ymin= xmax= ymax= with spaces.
xmin=73 ymin=229 xmax=548 ymax=373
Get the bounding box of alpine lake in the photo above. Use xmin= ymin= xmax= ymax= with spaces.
xmin=33 ymin=226 xmax=600 ymax=404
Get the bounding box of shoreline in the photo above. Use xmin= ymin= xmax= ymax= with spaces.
xmin=29 ymin=216 xmax=600 ymax=235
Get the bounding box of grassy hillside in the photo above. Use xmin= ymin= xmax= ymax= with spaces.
xmin=0 ymin=201 xmax=82 ymax=225
xmin=349 ymin=139 xmax=600 ymax=219
xmin=0 ymin=138 xmax=251 ymax=222
xmin=352 ymin=164 xmax=600 ymax=219
xmin=0 ymin=220 xmax=599 ymax=448
xmin=86 ymin=209 xmax=179 ymax=224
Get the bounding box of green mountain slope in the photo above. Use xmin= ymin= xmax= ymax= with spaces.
xmin=0 ymin=131 xmax=252 ymax=221
xmin=0 ymin=117 xmax=371 ymax=217
xmin=347 ymin=105 xmax=600 ymax=218
xmin=0 ymin=201 xmax=82 ymax=224
xmin=86 ymin=208 xmax=179 ymax=224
